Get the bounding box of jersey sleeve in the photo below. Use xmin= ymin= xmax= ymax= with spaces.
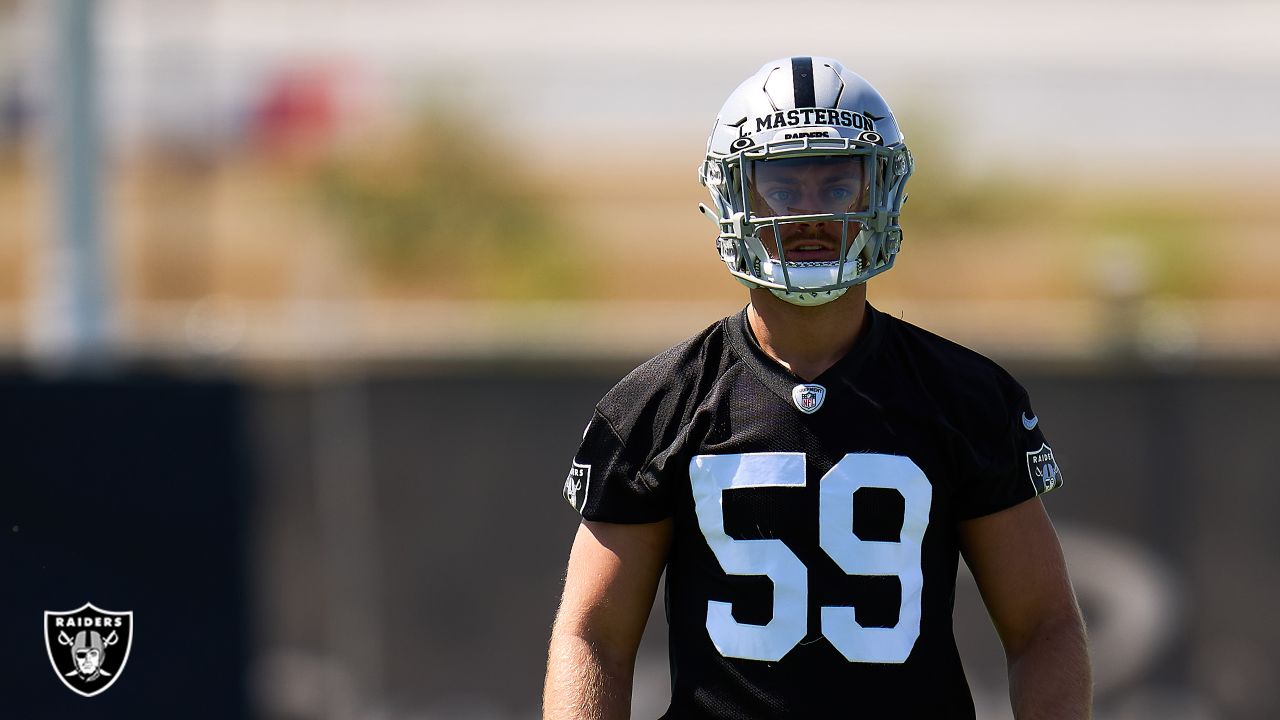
xmin=560 ymin=407 xmax=672 ymax=523
xmin=955 ymin=379 xmax=1064 ymax=520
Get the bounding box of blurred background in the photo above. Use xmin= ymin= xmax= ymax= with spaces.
xmin=1 ymin=0 xmax=1278 ymax=718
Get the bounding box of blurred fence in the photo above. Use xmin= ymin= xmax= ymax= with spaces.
xmin=5 ymin=356 xmax=1279 ymax=720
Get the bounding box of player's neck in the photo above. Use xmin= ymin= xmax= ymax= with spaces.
xmin=746 ymin=285 xmax=869 ymax=382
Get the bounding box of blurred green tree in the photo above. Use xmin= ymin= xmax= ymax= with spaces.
xmin=897 ymin=114 xmax=1207 ymax=298
xmin=314 ymin=110 xmax=578 ymax=299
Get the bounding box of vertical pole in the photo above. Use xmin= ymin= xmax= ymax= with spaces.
xmin=34 ymin=0 xmax=110 ymax=365
xmin=312 ymin=372 xmax=386 ymax=718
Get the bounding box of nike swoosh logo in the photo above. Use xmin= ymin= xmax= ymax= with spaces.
xmin=1022 ymin=413 xmax=1039 ymax=430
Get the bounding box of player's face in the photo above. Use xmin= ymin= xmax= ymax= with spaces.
xmin=76 ymin=648 xmax=101 ymax=674
xmin=747 ymin=156 xmax=869 ymax=263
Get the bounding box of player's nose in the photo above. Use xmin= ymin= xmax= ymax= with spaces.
xmin=788 ymin=192 xmax=820 ymax=215
xmin=788 ymin=185 xmax=831 ymax=215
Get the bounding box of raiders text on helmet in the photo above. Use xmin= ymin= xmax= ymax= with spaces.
xmin=699 ymin=57 xmax=913 ymax=306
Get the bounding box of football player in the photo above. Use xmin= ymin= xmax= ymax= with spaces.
xmin=544 ymin=57 xmax=1090 ymax=719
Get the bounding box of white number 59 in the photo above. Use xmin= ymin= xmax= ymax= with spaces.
xmin=689 ymin=452 xmax=932 ymax=664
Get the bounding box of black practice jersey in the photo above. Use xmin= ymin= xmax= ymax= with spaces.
xmin=560 ymin=305 xmax=1064 ymax=719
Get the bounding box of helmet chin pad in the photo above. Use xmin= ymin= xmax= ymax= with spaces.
xmin=769 ymin=286 xmax=848 ymax=306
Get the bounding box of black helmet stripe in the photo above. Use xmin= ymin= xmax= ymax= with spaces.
xmin=791 ymin=56 xmax=816 ymax=108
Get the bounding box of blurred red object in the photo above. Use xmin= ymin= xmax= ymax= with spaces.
xmin=250 ymin=64 xmax=343 ymax=159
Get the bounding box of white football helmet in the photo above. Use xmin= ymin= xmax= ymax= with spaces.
xmin=699 ymin=57 xmax=913 ymax=306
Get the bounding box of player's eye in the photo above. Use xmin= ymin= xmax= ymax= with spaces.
xmin=827 ymin=186 xmax=853 ymax=202
xmin=765 ymin=189 xmax=794 ymax=205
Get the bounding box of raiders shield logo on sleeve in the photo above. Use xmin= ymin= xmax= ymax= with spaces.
xmin=1025 ymin=443 xmax=1063 ymax=495
xmin=44 ymin=602 xmax=134 ymax=697
xmin=563 ymin=461 xmax=592 ymax=513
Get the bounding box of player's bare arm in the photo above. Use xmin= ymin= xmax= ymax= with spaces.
xmin=543 ymin=518 xmax=672 ymax=720
xmin=960 ymin=498 xmax=1092 ymax=719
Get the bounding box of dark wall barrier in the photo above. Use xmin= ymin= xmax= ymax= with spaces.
xmin=4 ymin=363 xmax=1278 ymax=720
xmin=0 ymin=374 xmax=252 ymax=720
xmin=251 ymin=361 xmax=1280 ymax=720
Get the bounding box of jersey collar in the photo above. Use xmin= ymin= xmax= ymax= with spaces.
xmin=727 ymin=302 xmax=886 ymax=407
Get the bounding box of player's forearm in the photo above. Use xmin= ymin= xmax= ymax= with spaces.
xmin=1007 ymin=612 xmax=1092 ymax=720
xmin=543 ymin=630 xmax=633 ymax=720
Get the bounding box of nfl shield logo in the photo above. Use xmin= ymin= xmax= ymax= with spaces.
xmin=44 ymin=602 xmax=134 ymax=697
xmin=791 ymin=383 xmax=827 ymax=414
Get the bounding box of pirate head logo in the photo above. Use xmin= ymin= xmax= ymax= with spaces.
xmin=1025 ymin=443 xmax=1064 ymax=495
xmin=44 ymin=603 xmax=133 ymax=697
xmin=791 ymin=383 xmax=827 ymax=414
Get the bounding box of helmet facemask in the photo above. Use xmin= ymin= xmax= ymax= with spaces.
xmin=699 ymin=57 xmax=914 ymax=306
xmin=702 ymin=137 xmax=913 ymax=306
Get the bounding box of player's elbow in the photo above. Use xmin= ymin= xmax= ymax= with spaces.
xmin=545 ymin=607 xmax=640 ymax=712
xmin=1003 ymin=602 xmax=1088 ymax=668
xmin=549 ymin=599 xmax=642 ymax=668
